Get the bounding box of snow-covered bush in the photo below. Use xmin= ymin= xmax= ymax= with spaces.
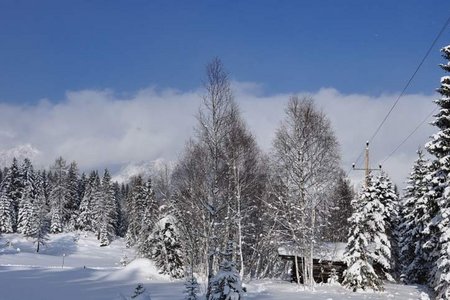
xmin=116 ymin=283 xmax=151 ymax=300
xmin=209 ymin=242 xmax=244 ymax=300
xmin=184 ymin=274 xmax=200 ymax=300
xmin=120 ymin=254 xmax=129 ymax=266
xmin=147 ymin=216 xmax=184 ymax=278
xmin=131 ymin=283 xmax=146 ymax=299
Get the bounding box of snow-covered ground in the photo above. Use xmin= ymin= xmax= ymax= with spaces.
xmin=0 ymin=233 xmax=431 ymax=299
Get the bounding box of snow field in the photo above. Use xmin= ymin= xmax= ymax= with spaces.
xmin=0 ymin=232 xmax=430 ymax=299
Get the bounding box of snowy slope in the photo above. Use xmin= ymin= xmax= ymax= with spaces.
xmin=0 ymin=232 xmax=181 ymax=300
xmin=0 ymin=232 xmax=431 ymax=300
xmin=0 ymin=232 xmax=134 ymax=268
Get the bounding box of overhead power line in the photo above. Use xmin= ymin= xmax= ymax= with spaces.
xmin=368 ymin=15 xmax=449 ymax=145
xmin=346 ymin=146 xmax=365 ymax=176
xmin=381 ymin=106 xmax=438 ymax=165
xmin=347 ymin=15 xmax=450 ymax=176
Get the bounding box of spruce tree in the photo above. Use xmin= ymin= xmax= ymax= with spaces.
xmin=77 ymin=171 xmax=97 ymax=232
xmin=372 ymin=173 xmax=397 ymax=281
xmin=419 ymin=161 xmax=441 ymax=287
xmin=29 ymin=175 xmax=49 ymax=252
xmin=9 ymin=158 xmax=23 ymax=231
xmin=343 ymin=175 xmax=383 ymax=292
xmin=113 ymin=181 xmax=126 ymax=237
xmin=78 ymin=172 xmax=87 ymax=205
xmin=149 ymin=216 xmax=184 ymax=278
xmin=49 ymin=157 xmax=69 ymax=233
xmin=399 ymin=149 xmax=429 ymax=283
xmin=126 ymin=176 xmax=146 ymax=246
xmin=184 ymin=274 xmax=200 ymax=300
xmin=98 ymin=169 xmax=117 ymax=246
xmin=65 ymin=162 xmax=80 ymax=230
xmin=425 ymin=44 xmax=450 ymax=299
xmin=137 ymin=178 xmax=159 ymax=255
xmin=90 ymin=172 xmax=103 ymax=235
xmin=40 ymin=170 xmax=51 ymax=202
xmin=17 ymin=158 xmax=36 ymax=235
xmin=324 ymin=173 xmax=354 ymax=242
xmin=0 ymin=169 xmax=15 ymax=233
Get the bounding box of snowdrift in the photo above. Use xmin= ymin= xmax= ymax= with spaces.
xmin=105 ymin=258 xmax=170 ymax=282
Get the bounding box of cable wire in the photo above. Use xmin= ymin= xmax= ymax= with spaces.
xmin=368 ymin=15 xmax=450 ymax=145
xmin=346 ymin=146 xmax=365 ymax=176
xmin=347 ymin=15 xmax=450 ymax=175
xmin=381 ymin=106 xmax=438 ymax=165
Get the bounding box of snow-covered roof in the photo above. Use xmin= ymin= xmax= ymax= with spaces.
xmin=278 ymin=242 xmax=346 ymax=261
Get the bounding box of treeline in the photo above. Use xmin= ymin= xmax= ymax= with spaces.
xmin=396 ymin=45 xmax=450 ymax=299
xmin=0 ymin=157 xmax=129 ymax=248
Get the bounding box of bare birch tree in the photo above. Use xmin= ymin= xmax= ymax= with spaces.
xmin=172 ymin=58 xmax=271 ymax=294
xmin=270 ymin=96 xmax=340 ymax=287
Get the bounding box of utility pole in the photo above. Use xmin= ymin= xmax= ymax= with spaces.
xmin=353 ymin=141 xmax=382 ymax=187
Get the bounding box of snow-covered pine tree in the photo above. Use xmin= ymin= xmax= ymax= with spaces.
xmin=77 ymin=171 xmax=98 ymax=232
xmin=98 ymin=169 xmax=117 ymax=246
xmin=126 ymin=175 xmax=146 ymax=246
xmin=0 ymin=169 xmax=15 ymax=233
xmin=77 ymin=172 xmax=87 ymax=206
xmin=342 ymin=175 xmax=384 ymax=292
xmin=372 ymin=172 xmax=397 ymax=281
xmin=90 ymin=172 xmax=103 ymax=235
xmin=323 ymin=172 xmax=354 ymax=242
xmin=375 ymin=173 xmax=398 ymax=235
xmin=209 ymin=241 xmax=244 ymax=300
xmin=112 ymin=181 xmax=126 ymax=237
xmin=425 ymin=44 xmax=450 ymax=299
xmin=49 ymin=157 xmax=69 ymax=233
xmin=40 ymin=170 xmax=51 ymax=203
xmin=419 ymin=161 xmax=442 ymax=288
xmin=65 ymin=161 xmax=80 ymax=230
xmin=17 ymin=158 xmax=37 ymax=235
xmin=137 ymin=178 xmax=159 ymax=256
xmin=149 ymin=216 xmax=184 ymax=278
xmin=9 ymin=158 xmax=23 ymax=231
xmin=399 ymin=149 xmax=429 ymax=283
xmin=144 ymin=178 xmax=159 ymax=226
xmin=29 ymin=174 xmax=49 ymax=252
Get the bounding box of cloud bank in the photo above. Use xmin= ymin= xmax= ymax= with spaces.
xmin=0 ymin=83 xmax=436 ymax=188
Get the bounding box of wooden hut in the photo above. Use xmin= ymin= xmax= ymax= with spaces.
xmin=278 ymin=243 xmax=347 ymax=284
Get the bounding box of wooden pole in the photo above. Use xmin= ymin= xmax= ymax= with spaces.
xmin=365 ymin=141 xmax=369 ymax=187
xmin=352 ymin=141 xmax=381 ymax=187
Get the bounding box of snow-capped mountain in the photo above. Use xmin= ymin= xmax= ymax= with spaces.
xmin=0 ymin=144 xmax=41 ymax=168
xmin=112 ymin=159 xmax=173 ymax=183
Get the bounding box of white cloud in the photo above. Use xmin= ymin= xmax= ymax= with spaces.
xmin=0 ymin=84 xmax=437 ymax=189
xmin=237 ymin=87 xmax=436 ymax=188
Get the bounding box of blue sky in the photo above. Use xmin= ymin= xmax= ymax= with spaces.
xmin=0 ymin=0 xmax=448 ymax=104
xmin=0 ymin=1 xmax=448 ymax=186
